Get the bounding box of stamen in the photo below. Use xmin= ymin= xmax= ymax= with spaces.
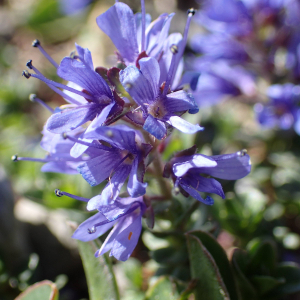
xmin=22 ymin=70 xmax=31 ymax=79
xmin=64 ymin=134 xmax=109 ymax=150
xmin=30 ymin=73 xmax=95 ymax=101
xmin=128 ymin=231 xmax=133 ymax=240
xmin=54 ymin=189 xmax=89 ymax=202
xmin=29 ymin=94 xmax=54 ymax=113
xmin=32 ymin=39 xmax=59 ymax=69
xmin=26 ymin=60 xmax=89 ymax=105
xmin=11 ymin=155 xmax=52 ymax=163
xmin=87 ymin=226 xmax=97 ymax=234
xmin=171 ymin=8 xmax=196 ymax=85
xmin=237 ymin=149 xmax=247 ymax=157
xmin=163 ymin=44 xmax=178 ymax=97
xmin=141 ymin=0 xmax=146 ymax=52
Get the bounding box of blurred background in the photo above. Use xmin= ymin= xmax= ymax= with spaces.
xmin=1 ymin=0 xmax=300 ymax=299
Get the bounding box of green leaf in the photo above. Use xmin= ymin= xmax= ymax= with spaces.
xmin=189 ymin=230 xmax=240 ymax=300
xmin=145 ymin=276 xmax=180 ymax=300
xmin=251 ymin=275 xmax=284 ymax=296
xmin=232 ymin=249 xmax=258 ymax=300
xmin=265 ymin=263 xmax=300 ymax=298
xmin=15 ymin=280 xmax=58 ymax=300
xmin=77 ymin=240 xmax=119 ymax=300
xmin=247 ymin=239 xmax=277 ymax=274
xmin=186 ymin=233 xmax=230 ymax=300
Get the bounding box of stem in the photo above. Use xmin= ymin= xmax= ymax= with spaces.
xmin=151 ymin=147 xmax=172 ymax=200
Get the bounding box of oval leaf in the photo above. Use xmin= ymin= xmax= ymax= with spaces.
xmin=15 ymin=280 xmax=58 ymax=300
xmin=186 ymin=233 xmax=230 ymax=300
xmin=77 ymin=240 xmax=119 ymax=300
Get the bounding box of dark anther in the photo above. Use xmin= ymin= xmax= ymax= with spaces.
xmin=87 ymin=226 xmax=97 ymax=234
xmin=11 ymin=155 xmax=18 ymax=162
xmin=29 ymin=94 xmax=36 ymax=102
xmin=238 ymin=149 xmax=247 ymax=157
xmin=170 ymin=44 xmax=178 ymax=54
xmin=69 ymin=51 xmax=76 ymax=59
xmin=26 ymin=60 xmax=33 ymax=69
xmin=55 ymin=189 xmax=63 ymax=197
xmin=187 ymin=8 xmax=196 ymax=16
xmin=22 ymin=70 xmax=31 ymax=79
xmin=32 ymin=39 xmax=40 ymax=47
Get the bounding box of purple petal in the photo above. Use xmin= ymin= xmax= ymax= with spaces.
xmin=139 ymin=57 xmax=160 ymax=97
xmin=167 ymin=116 xmax=203 ymax=134
xmin=72 ymin=212 xmax=115 ymax=242
xmin=77 ymin=150 xmax=122 ymax=186
xmin=127 ymin=158 xmax=147 ymax=197
xmin=119 ymin=65 xmax=155 ymax=107
xmin=96 ymin=3 xmax=139 ymax=64
xmin=164 ymin=90 xmax=199 ymax=114
xmin=46 ymin=105 xmax=99 ymax=133
xmin=135 ymin=13 xmax=152 ymax=48
xmin=110 ymin=211 xmax=142 ymax=261
xmin=41 ymin=162 xmax=80 ymax=174
xmin=200 ymin=152 xmax=251 ymax=180
xmin=75 ymin=44 xmax=94 ymax=69
xmin=145 ymin=13 xmax=174 ymax=59
xmin=57 ymin=57 xmax=112 ymax=99
xmin=173 ymin=155 xmax=217 ymax=177
xmin=84 ymin=126 xmax=137 ymax=153
xmin=143 ymin=115 xmax=167 ymax=140
xmin=98 ymin=163 xmax=132 ymax=205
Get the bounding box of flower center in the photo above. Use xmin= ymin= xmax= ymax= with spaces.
xmin=147 ymin=98 xmax=167 ymax=119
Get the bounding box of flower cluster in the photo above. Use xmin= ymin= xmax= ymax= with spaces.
xmin=18 ymin=1 xmax=251 ymax=261
xmin=184 ymin=0 xmax=300 ymax=134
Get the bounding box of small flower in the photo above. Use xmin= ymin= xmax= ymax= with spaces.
xmin=254 ymin=83 xmax=300 ymax=134
xmin=96 ymin=2 xmax=174 ymax=65
xmin=120 ymin=57 xmax=202 ymax=139
xmin=72 ymin=196 xmax=146 ymax=261
xmin=164 ymin=146 xmax=251 ymax=204
xmin=74 ymin=125 xmax=151 ymax=208
xmin=12 ymin=126 xmax=88 ymax=174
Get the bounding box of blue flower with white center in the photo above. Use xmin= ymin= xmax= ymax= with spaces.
xmin=119 ymin=56 xmax=202 ymax=140
xmin=72 ymin=196 xmax=146 ymax=261
xmin=164 ymin=147 xmax=251 ymax=205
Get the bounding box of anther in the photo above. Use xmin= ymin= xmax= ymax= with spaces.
xmin=238 ymin=149 xmax=247 ymax=157
xmin=55 ymin=189 xmax=63 ymax=197
xmin=29 ymin=94 xmax=36 ymax=102
xmin=26 ymin=60 xmax=33 ymax=69
xmin=170 ymin=44 xmax=178 ymax=54
xmin=62 ymin=133 xmax=68 ymax=140
xmin=22 ymin=70 xmax=31 ymax=79
xmin=187 ymin=8 xmax=196 ymax=16
xmin=11 ymin=155 xmax=18 ymax=162
xmin=105 ymin=130 xmax=113 ymax=138
xmin=125 ymin=83 xmax=132 ymax=89
xmin=32 ymin=39 xmax=40 ymax=47
xmin=69 ymin=51 xmax=76 ymax=59
xmin=87 ymin=226 xmax=97 ymax=234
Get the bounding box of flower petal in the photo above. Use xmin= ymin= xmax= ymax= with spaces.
xmin=143 ymin=114 xmax=167 ymax=140
xmin=127 ymin=158 xmax=147 ymax=197
xmin=72 ymin=212 xmax=115 ymax=242
xmin=139 ymin=57 xmax=160 ymax=98
xmin=77 ymin=150 xmax=122 ymax=186
xmin=120 ymin=65 xmax=155 ymax=106
xmin=96 ymin=3 xmax=139 ymax=64
xmin=167 ymin=116 xmax=203 ymax=134
xmin=110 ymin=210 xmax=143 ymax=261
xmin=99 ymin=163 xmax=132 ymax=205
xmin=200 ymin=152 xmax=251 ymax=180
xmin=165 ymin=90 xmax=199 ymax=114
xmin=173 ymin=155 xmax=217 ymax=177
xmin=75 ymin=44 xmax=94 ymax=69
xmin=46 ymin=105 xmax=98 ymax=133
xmin=57 ymin=57 xmax=112 ymax=99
